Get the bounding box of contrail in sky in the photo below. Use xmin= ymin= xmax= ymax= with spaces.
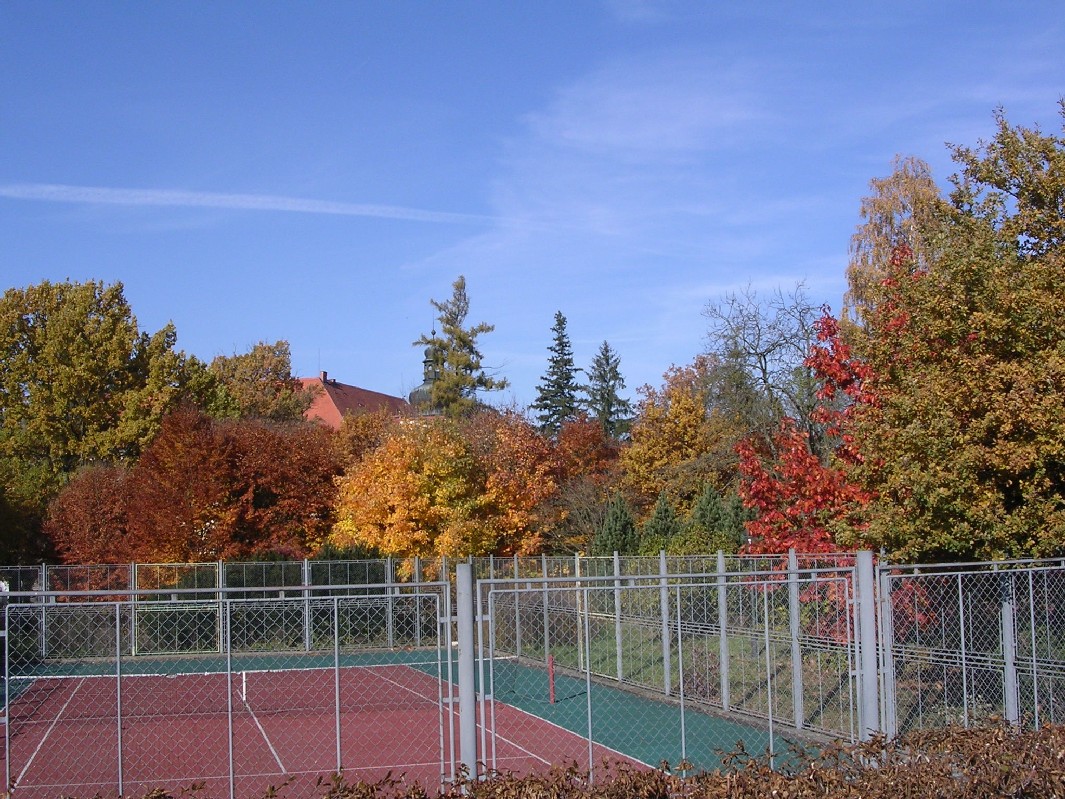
xmin=0 ymin=182 xmax=499 ymax=225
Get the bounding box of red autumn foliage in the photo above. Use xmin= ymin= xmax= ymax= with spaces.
xmin=45 ymin=407 xmax=342 ymax=563
xmin=736 ymin=307 xmax=874 ymax=555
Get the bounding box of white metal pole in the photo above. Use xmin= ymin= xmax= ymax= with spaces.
xmin=613 ymin=551 xmax=623 ymax=682
xmin=717 ymin=550 xmax=730 ymax=712
xmin=456 ymin=564 xmax=478 ymax=778
xmin=659 ymin=550 xmax=671 ymax=696
xmin=856 ymin=551 xmax=880 ymax=740
xmin=787 ymin=549 xmax=803 ymax=729
xmin=1000 ymin=571 xmax=1020 ymax=726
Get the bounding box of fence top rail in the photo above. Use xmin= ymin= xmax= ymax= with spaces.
xmin=0 ymin=579 xmax=451 ymax=602
xmin=474 ymin=564 xmax=857 ymax=590
xmin=482 ymin=571 xmax=854 ymax=594
xmin=880 ymin=557 xmax=1065 ymax=576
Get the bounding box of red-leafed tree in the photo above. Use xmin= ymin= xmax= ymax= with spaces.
xmin=45 ymin=407 xmax=342 ymax=563
xmin=736 ymin=308 xmax=874 ymax=554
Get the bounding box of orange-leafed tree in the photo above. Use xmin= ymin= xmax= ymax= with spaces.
xmin=330 ymin=418 xmax=494 ymax=559
xmin=463 ymin=410 xmax=560 ymax=555
xmin=547 ymin=415 xmax=622 ymax=552
xmin=44 ymin=465 xmax=134 ymax=563
xmin=621 ymin=357 xmax=731 ymax=516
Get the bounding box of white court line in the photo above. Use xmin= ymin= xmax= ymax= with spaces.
xmin=240 ymin=675 xmax=286 ymax=774
xmin=372 ymin=667 xmax=553 ymax=766
xmin=16 ymin=677 xmax=88 ymax=786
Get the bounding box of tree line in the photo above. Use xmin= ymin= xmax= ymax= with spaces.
xmin=4 ymin=105 xmax=1064 ymax=565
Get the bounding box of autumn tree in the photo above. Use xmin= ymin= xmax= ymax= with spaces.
xmin=0 ymin=280 xmax=211 ymax=559
xmin=207 ymin=340 xmax=316 ymax=421
xmin=733 ymin=303 xmax=872 ymax=555
xmin=835 ymin=106 xmax=1065 ymax=560
xmin=532 ymin=312 xmax=580 ymax=436
xmin=462 ymin=410 xmax=560 ymax=555
xmin=44 ymin=407 xmax=342 ymax=563
xmin=414 ymin=276 xmax=507 ymax=417
xmin=544 ymin=415 xmax=622 ymax=553
xmin=330 ymin=418 xmax=493 ymax=559
xmin=581 ymin=341 xmax=632 ymax=439
xmin=620 ymin=357 xmax=731 ymax=515
xmin=42 ymin=465 xmax=133 ymax=563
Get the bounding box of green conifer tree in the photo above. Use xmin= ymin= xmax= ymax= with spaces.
xmin=640 ymin=492 xmax=682 ymax=554
xmin=582 ymin=341 xmax=632 ymax=439
xmin=591 ymin=493 xmax=637 ymax=555
xmin=532 ymin=311 xmax=580 ymax=435
xmin=414 ymin=276 xmax=507 ymax=417
xmin=674 ymin=483 xmax=742 ymax=554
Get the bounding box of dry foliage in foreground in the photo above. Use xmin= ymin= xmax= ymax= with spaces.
xmin=123 ymin=724 xmax=1065 ymax=799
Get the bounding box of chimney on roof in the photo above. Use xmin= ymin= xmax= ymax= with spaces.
xmin=320 ymin=370 xmax=328 ymax=382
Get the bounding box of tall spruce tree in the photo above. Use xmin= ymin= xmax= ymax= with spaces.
xmin=532 ymin=311 xmax=580 ymax=435
xmin=582 ymin=341 xmax=632 ymax=439
xmin=591 ymin=493 xmax=637 ymax=555
xmin=414 ymin=276 xmax=507 ymax=418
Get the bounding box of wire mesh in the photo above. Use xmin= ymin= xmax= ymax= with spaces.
xmin=478 ymin=568 xmax=854 ymax=779
xmin=3 ymin=585 xmax=454 ymax=799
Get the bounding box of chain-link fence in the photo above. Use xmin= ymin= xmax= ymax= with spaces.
xmin=3 ymin=583 xmax=454 ymax=799
xmin=6 ymin=553 xmax=1065 ymax=796
xmin=475 ymin=562 xmax=858 ymax=779
xmin=880 ymin=558 xmax=1065 ymax=736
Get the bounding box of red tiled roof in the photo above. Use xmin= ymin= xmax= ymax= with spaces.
xmin=299 ymin=372 xmax=410 ymax=429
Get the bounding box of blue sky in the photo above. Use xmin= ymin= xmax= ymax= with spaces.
xmin=2 ymin=2 xmax=1063 ymax=407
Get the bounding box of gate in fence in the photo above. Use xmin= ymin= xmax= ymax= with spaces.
xmin=2 ymin=582 xmax=455 ymax=799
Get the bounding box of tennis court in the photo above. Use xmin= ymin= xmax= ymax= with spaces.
xmin=2 ymin=652 xmax=657 ymax=798
xmin=1 ymin=570 xmax=833 ymax=797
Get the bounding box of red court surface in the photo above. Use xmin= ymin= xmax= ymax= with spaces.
xmin=1 ymin=665 xmax=637 ymax=798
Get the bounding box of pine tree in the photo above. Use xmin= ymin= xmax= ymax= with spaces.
xmin=640 ymin=492 xmax=682 ymax=554
xmin=532 ymin=311 xmax=580 ymax=435
xmin=414 ymin=276 xmax=507 ymax=418
xmin=581 ymin=341 xmax=632 ymax=439
xmin=591 ymin=493 xmax=637 ymax=555
xmin=676 ymin=482 xmax=742 ymax=554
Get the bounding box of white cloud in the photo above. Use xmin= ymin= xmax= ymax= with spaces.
xmin=0 ymin=183 xmax=503 ymax=226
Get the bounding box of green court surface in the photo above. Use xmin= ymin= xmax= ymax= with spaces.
xmin=480 ymin=657 xmax=803 ymax=772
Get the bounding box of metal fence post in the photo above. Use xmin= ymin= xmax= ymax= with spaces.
xmin=878 ymin=563 xmax=898 ymax=738
xmin=217 ymin=560 xmax=224 ymax=655
xmin=541 ymin=553 xmax=550 ymax=662
xmin=1000 ymin=570 xmax=1020 ymax=726
xmin=787 ymin=549 xmax=803 ymax=729
xmin=717 ymin=550 xmax=730 ymax=712
xmin=386 ymin=557 xmax=395 ymax=649
xmin=415 ymin=556 xmax=423 ymax=649
xmin=856 ymin=551 xmax=880 ymax=740
xmin=303 ymin=558 xmax=312 ymax=652
xmin=659 ymin=550 xmax=671 ymax=696
xmin=225 ymin=599 xmax=235 ymax=799
xmin=334 ymin=596 xmax=342 ymax=771
xmin=575 ymin=553 xmax=584 ymax=673
xmin=456 ymin=563 xmax=478 ymax=778
xmin=614 ymin=551 xmax=623 ymax=682
xmin=513 ymin=555 xmax=521 ymax=658
xmin=115 ymin=603 xmax=124 ymax=796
